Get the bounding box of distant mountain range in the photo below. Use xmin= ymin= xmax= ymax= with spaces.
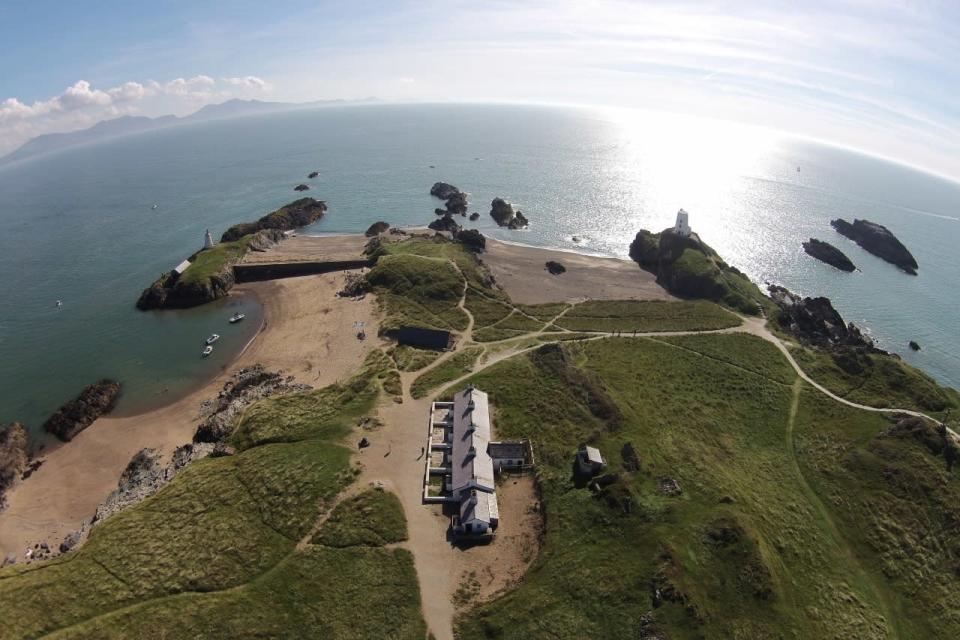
xmin=0 ymin=97 xmax=379 ymax=166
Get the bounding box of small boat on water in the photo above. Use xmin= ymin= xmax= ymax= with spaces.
xmin=229 ymin=313 xmax=245 ymax=324
xmin=202 ymin=345 xmax=213 ymax=358
xmin=206 ymin=334 xmax=220 ymax=345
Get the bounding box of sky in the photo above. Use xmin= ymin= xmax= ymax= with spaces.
xmin=1 ymin=0 xmax=958 ymax=180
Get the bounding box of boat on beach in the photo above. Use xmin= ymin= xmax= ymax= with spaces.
xmin=202 ymin=345 xmax=213 ymax=357
xmin=206 ymin=334 xmax=220 ymax=345
xmin=229 ymin=313 xmax=245 ymax=323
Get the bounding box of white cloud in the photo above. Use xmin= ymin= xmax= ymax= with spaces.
xmin=223 ymin=75 xmax=269 ymax=90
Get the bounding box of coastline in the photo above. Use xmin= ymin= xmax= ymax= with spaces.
xmin=0 ymin=270 xmax=379 ymax=558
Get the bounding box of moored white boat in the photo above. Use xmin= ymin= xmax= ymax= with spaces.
xmin=206 ymin=333 xmax=220 ymax=345
xmin=202 ymin=345 xmax=213 ymax=357
xmin=229 ymin=313 xmax=245 ymax=323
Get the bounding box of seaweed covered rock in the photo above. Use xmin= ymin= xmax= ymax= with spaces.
xmin=43 ymin=380 xmax=121 ymax=442
xmin=803 ymin=238 xmax=856 ymax=272
xmin=831 ymin=218 xmax=917 ymax=274
xmin=222 ymin=198 xmax=327 ymax=242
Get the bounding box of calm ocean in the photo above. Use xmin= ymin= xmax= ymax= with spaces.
xmin=1 ymin=103 xmax=958 ymax=438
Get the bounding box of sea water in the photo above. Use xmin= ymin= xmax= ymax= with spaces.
xmin=1 ymin=103 xmax=958 ymax=437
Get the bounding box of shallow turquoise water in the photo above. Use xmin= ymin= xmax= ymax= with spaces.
xmin=0 ymin=103 xmax=957 ymax=437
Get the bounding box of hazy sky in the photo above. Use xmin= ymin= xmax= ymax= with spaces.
xmin=1 ymin=0 xmax=958 ymax=179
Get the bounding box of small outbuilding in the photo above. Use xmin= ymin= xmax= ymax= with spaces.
xmin=488 ymin=441 xmax=532 ymax=471
xmin=397 ymin=326 xmax=453 ymax=351
xmin=576 ymin=445 xmax=605 ymax=477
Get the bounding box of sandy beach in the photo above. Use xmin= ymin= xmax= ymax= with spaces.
xmin=483 ymin=238 xmax=675 ymax=304
xmin=0 ymin=268 xmax=378 ymax=558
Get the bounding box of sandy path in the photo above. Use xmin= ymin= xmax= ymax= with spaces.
xmin=482 ymin=238 xmax=675 ymax=304
xmin=0 ymin=271 xmax=377 ymax=559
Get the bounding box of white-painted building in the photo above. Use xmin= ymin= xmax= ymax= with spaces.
xmin=674 ymin=209 xmax=691 ymax=237
xmin=203 ymin=229 xmax=214 ymax=249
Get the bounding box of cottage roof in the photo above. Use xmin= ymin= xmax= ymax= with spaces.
xmin=460 ymin=490 xmax=499 ymax=526
xmin=451 ymin=386 xmax=495 ymax=495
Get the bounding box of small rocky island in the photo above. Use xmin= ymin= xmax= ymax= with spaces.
xmin=43 ymin=380 xmax=122 ymax=442
xmin=294 ymin=183 xmax=310 ymax=192
xmin=802 ymin=238 xmax=856 ymax=272
xmin=430 ymin=182 xmax=468 ymax=215
xmin=490 ymin=197 xmax=528 ymax=229
xmin=831 ymin=218 xmax=917 ymax=274
xmin=137 ymin=198 xmax=327 ymax=310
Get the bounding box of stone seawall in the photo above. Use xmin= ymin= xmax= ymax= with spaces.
xmin=233 ymin=259 xmax=373 ymax=283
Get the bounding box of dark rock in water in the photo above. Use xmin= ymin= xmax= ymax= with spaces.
xmin=222 ymin=198 xmax=327 ymax=242
xmin=803 ymin=238 xmax=856 ymax=272
xmin=294 ymin=183 xmax=310 ymax=192
xmin=429 ymin=182 xmax=461 ymax=201
xmin=365 ymin=221 xmax=390 ymax=237
xmin=909 ymin=340 xmax=921 ymax=351
xmin=445 ymin=191 xmax=468 ymax=215
xmin=59 ymin=530 xmax=81 ymax=554
xmin=428 ymin=213 xmax=461 ymax=234
xmin=1 ymin=422 xmax=29 ymax=510
xmin=545 ymin=260 xmax=566 ymax=275
xmin=490 ymin=198 xmax=529 ymax=229
xmin=455 ymin=229 xmax=486 ymax=253
xmin=469 ymin=212 xmax=480 ymax=221
xmin=308 ymin=171 xmax=319 ymax=179
xmin=434 ymin=208 xmax=446 ymax=215
xmin=43 ymin=381 xmax=121 ymax=442
xmin=831 ymin=218 xmax=917 ymax=274
xmin=767 ymin=284 xmax=875 ymax=350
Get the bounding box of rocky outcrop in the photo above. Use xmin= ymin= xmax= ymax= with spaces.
xmin=469 ymin=212 xmax=480 ymax=221
xmin=445 ymin=191 xmax=468 ymax=215
xmin=767 ymin=284 xmax=874 ymax=350
xmin=428 ymin=213 xmax=461 ymax=234
xmin=545 ymin=260 xmax=566 ymax=275
xmin=429 ymin=182 xmax=461 ymax=200
xmin=294 ymin=183 xmax=310 ymax=192
xmin=909 ymin=340 xmax=921 ymax=351
xmin=308 ymin=171 xmax=319 ymax=179
xmin=490 ymin=198 xmax=529 ymax=229
xmin=43 ymin=381 xmax=121 ymax=442
xmin=629 ymin=228 xmax=765 ymax=315
xmin=365 ymin=221 xmax=391 ymax=237
xmin=802 ymin=238 xmax=855 ymax=272
xmin=455 ymin=229 xmax=486 ymax=253
xmin=0 ymin=422 xmax=29 ymax=510
xmin=194 ymin=365 xmax=310 ymax=443
xmin=222 ymin=198 xmax=327 ymax=242
xmin=92 ymin=443 xmax=213 ymax=524
xmin=137 ymin=227 xmax=285 ymax=310
xmin=831 ymin=218 xmax=917 ymax=274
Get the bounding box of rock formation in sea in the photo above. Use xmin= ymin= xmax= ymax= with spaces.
xmin=43 ymin=380 xmax=121 ymax=442
xmin=469 ymin=212 xmax=480 ymax=221
xmin=365 ymin=221 xmax=391 ymax=237
xmin=428 ymin=213 xmax=462 ymax=234
xmin=430 ymin=182 xmax=469 ymax=215
xmin=294 ymin=183 xmax=310 ymax=192
xmin=445 ymin=191 xmax=468 ymax=215
xmin=830 ymin=218 xmax=917 ymax=274
xmin=221 ymin=197 xmax=327 ymax=242
xmin=308 ymin=171 xmax=319 ymax=179
xmin=0 ymin=422 xmax=29 ymax=511
xmin=802 ymin=238 xmax=856 ymax=272
xmin=909 ymin=340 xmax=921 ymax=351
xmin=429 ymin=182 xmax=461 ymax=200
xmin=490 ymin=197 xmax=529 ymax=229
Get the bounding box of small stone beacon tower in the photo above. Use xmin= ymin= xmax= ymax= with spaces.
xmin=203 ymin=229 xmax=214 ymax=249
xmin=673 ymin=209 xmax=691 ymax=237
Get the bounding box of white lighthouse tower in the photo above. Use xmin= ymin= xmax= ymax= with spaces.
xmin=203 ymin=229 xmax=214 ymax=249
xmin=673 ymin=209 xmax=691 ymax=237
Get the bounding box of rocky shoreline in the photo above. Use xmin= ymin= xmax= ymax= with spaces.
xmin=831 ymin=218 xmax=917 ymax=274
xmin=43 ymin=380 xmax=121 ymax=442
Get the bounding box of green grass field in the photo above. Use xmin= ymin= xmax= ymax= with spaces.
xmin=312 ymin=486 xmax=408 ymax=548
xmin=410 ymin=347 xmax=484 ymax=399
xmin=178 ymin=235 xmax=253 ymax=286
xmin=553 ymin=299 xmax=740 ymax=333
xmin=453 ymin=335 xmax=960 ymax=639
xmin=388 ymin=344 xmax=443 ymax=372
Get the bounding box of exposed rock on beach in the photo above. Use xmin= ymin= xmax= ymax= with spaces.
xmin=831 ymin=218 xmax=917 ymax=274
xmin=802 ymin=238 xmax=856 ymax=272
xmin=428 ymin=213 xmax=462 ymax=234
xmin=365 ymin=221 xmax=391 ymax=237
xmin=43 ymin=380 xmax=121 ymax=442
